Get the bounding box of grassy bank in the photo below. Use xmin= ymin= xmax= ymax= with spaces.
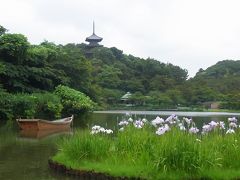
xmin=52 ymin=116 xmax=240 ymax=179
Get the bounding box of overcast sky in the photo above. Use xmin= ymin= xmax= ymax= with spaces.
xmin=1 ymin=0 xmax=240 ymax=77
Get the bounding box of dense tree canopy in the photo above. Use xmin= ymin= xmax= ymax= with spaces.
xmin=0 ymin=24 xmax=240 ymax=115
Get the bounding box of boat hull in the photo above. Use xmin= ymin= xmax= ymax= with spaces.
xmin=16 ymin=116 xmax=73 ymax=130
xmin=17 ymin=121 xmax=39 ymax=130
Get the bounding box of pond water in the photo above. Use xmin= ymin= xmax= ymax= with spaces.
xmin=0 ymin=111 xmax=240 ymax=180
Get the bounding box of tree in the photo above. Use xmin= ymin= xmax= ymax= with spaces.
xmin=130 ymin=92 xmax=147 ymax=106
xmin=165 ymin=89 xmax=185 ymax=106
xmin=0 ymin=33 xmax=29 ymax=64
xmin=0 ymin=25 xmax=7 ymax=36
xmin=147 ymin=91 xmax=173 ymax=108
xmin=0 ymin=62 xmax=5 ymax=74
xmin=97 ymin=65 xmax=122 ymax=89
xmin=110 ymin=47 xmax=123 ymax=59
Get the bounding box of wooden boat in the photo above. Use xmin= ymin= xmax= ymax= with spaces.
xmin=16 ymin=115 xmax=73 ymax=130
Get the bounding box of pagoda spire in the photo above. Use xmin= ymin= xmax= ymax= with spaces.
xmin=93 ymin=21 xmax=95 ymax=34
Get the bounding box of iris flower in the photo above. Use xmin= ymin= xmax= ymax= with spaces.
xmin=151 ymin=116 xmax=164 ymax=127
xmin=189 ymin=127 xmax=199 ymax=134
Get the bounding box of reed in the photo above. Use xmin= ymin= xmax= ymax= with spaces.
xmin=52 ymin=116 xmax=240 ymax=179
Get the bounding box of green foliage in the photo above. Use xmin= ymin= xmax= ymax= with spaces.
xmin=99 ymin=88 xmax=123 ymax=107
xmin=52 ymin=54 xmax=93 ymax=95
xmin=53 ymin=126 xmax=240 ymax=179
xmin=1 ymin=26 xmax=240 ymax=111
xmin=0 ymin=27 xmax=191 ymax=109
xmin=11 ymin=94 xmax=37 ymax=118
xmin=97 ymin=65 xmax=122 ymax=89
xmin=0 ymin=33 xmax=29 ymax=64
xmin=130 ymin=92 xmax=148 ymax=106
xmin=26 ymin=45 xmax=52 ymax=67
xmin=54 ymin=85 xmax=95 ymax=115
xmin=0 ymin=92 xmax=14 ymax=120
xmin=188 ymin=60 xmax=240 ymax=108
xmin=0 ymin=91 xmax=64 ymax=120
xmin=33 ymin=93 xmax=63 ymax=119
xmin=193 ymin=60 xmax=240 ymax=94
xmin=0 ymin=62 xmax=5 ymax=73
xmin=220 ymin=93 xmax=240 ymax=110
xmin=196 ymin=60 xmax=240 ymax=78
xmin=0 ymin=25 xmax=7 ymax=36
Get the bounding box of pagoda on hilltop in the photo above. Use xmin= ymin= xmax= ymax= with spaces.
xmin=85 ymin=22 xmax=103 ymax=47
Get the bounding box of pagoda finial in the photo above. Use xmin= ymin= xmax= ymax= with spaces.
xmin=93 ymin=21 xmax=95 ymax=34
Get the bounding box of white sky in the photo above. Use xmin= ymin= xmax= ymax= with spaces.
xmin=1 ymin=0 xmax=240 ymax=77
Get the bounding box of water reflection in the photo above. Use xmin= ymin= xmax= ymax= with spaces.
xmin=0 ymin=112 xmax=239 ymax=180
xmin=19 ymin=128 xmax=73 ymax=140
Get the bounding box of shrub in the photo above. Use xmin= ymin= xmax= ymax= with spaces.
xmin=0 ymin=91 xmax=63 ymax=120
xmin=0 ymin=92 xmax=14 ymax=120
xmin=11 ymin=93 xmax=37 ymax=118
xmin=54 ymin=85 xmax=95 ymax=115
xmin=33 ymin=93 xmax=63 ymax=119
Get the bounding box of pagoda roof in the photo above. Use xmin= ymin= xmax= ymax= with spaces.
xmin=86 ymin=33 xmax=103 ymax=42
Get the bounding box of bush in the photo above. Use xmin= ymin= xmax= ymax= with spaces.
xmin=0 ymin=91 xmax=63 ymax=120
xmin=33 ymin=93 xmax=63 ymax=119
xmin=11 ymin=94 xmax=37 ymax=118
xmin=0 ymin=86 xmax=95 ymax=121
xmin=0 ymin=92 xmax=14 ymax=120
xmin=54 ymin=85 xmax=95 ymax=115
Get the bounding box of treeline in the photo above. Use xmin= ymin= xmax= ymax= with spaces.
xmin=187 ymin=60 xmax=240 ymax=110
xmin=0 ymin=25 xmax=240 ymax=120
xmin=0 ymin=25 xmax=189 ymax=116
xmin=65 ymin=44 xmax=188 ymax=109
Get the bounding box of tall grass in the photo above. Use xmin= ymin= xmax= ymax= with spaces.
xmin=52 ymin=124 xmax=240 ymax=179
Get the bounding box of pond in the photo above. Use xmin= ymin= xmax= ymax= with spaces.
xmin=0 ymin=111 xmax=240 ymax=180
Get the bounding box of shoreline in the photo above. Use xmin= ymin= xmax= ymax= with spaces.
xmin=94 ymin=110 xmax=240 ymax=117
xmin=48 ymin=159 xmax=142 ymax=180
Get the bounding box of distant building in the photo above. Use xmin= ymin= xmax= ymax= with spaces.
xmin=121 ymin=92 xmax=133 ymax=106
xmin=202 ymin=101 xmax=220 ymax=109
xmin=85 ymin=22 xmax=103 ymax=47
xmin=121 ymin=92 xmax=132 ymax=101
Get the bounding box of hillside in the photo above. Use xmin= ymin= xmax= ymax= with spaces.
xmin=193 ymin=60 xmax=240 ymax=94
xmin=0 ymin=24 xmax=240 ymax=114
xmin=0 ymin=25 xmax=188 ymax=110
xmin=186 ymin=60 xmax=240 ymax=109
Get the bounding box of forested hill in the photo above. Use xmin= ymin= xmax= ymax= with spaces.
xmin=183 ymin=60 xmax=240 ymax=110
xmin=0 ymin=25 xmax=188 ymax=110
xmin=192 ymin=60 xmax=240 ymax=94
xmin=64 ymin=44 xmax=188 ymax=101
xmin=196 ymin=60 xmax=240 ymax=78
xmin=0 ymin=25 xmax=240 ymax=113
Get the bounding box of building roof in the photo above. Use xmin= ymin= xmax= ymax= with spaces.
xmin=85 ymin=21 xmax=103 ymax=42
xmin=86 ymin=33 xmax=103 ymax=42
xmin=121 ymin=92 xmax=132 ymax=100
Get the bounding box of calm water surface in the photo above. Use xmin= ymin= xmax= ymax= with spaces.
xmin=1 ymin=111 xmax=240 ymax=180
